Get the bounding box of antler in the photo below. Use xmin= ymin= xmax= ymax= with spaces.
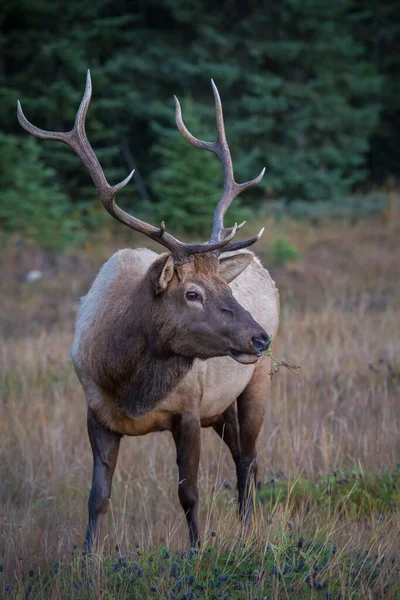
xmin=174 ymin=80 xmax=265 ymax=253
xmin=17 ymin=71 xmax=248 ymax=264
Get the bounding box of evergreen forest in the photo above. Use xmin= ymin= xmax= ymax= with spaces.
xmin=1 ymin=0 xmax=399 ymax=247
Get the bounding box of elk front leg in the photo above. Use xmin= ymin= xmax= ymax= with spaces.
xmin=236 ymin=359 xmax=270 ymax=523
xmin=172 ymin=413 xmax=201 ymax=547
xmin=85 ymin=408 xmax=122 ymax=550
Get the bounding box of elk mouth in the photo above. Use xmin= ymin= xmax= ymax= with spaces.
xmin=229 ymin=348 xmax=263 ymax=365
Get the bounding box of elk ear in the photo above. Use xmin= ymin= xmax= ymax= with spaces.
xmin=219 ymin=253 xmax=253 ymax=283
xmin=151 ymin=255 xmax=175 ymax=295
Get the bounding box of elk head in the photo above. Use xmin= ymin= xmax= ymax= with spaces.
xmin=18 ymin=72 xmax=271 ymax=364
xmin=145 ymin=252 xmax=270 ymax=364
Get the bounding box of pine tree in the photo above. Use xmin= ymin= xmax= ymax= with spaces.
xmin=0 ymin=133 xmax=82 ymax=248
xmin=350 ymin=0 xmax=400 ymax=181
xmin=230 ymin=0 xmax=382 ymax=201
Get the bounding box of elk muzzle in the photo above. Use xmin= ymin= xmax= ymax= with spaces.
xmin=228 ymin=324 xmax=271 ymax=365
xmin=251 ymin=333 xmax=271 ymax=354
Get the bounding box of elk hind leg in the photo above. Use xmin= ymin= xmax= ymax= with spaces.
xmin=212 ymin=402 xmax=241 ymax=475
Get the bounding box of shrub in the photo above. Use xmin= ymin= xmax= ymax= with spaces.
xmin=267 ymin=237 xmax=301 ymax=267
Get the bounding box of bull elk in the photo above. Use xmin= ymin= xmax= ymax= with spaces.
xmin=18 ymin=72 xmax=279 ymax=548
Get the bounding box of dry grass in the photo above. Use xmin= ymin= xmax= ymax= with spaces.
xmin=0 ymin=217 xmax=399 ymax=598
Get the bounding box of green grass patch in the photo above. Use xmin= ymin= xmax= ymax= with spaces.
xmin=255 ymin=467 xmax=400 ymax=517
xmin=1 ymin=531 xmax=397 ymax=599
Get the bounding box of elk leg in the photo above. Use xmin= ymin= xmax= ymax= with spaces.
xmin=212 ymin=402 xmax=241 ymax=470
xmin=85 ymin=408 xmax=122 ymax=550
xmin=236 ymin=360 xmax=270 ymax=522
xmin=172 ymin=413 xmax=201 ymax=547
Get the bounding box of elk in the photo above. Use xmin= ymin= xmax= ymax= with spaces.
xmin=18 ymin=72 xmax=279 ymax=548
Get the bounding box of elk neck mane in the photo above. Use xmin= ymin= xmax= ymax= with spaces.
xmin=77 ymin=249 xmax=194 ymax=419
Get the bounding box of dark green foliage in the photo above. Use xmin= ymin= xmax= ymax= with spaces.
xmin=267 ymin=238 xmax=301 ymax=267
xmin=234 ymin=0 xmax=381 ymax=202
xmin=0 ymin=133 xmax=83 ymax=249
xmin=0 ymin=0 xmax=397 ymax=248
xmin=351 ymin=1 xmax=400 ymax=182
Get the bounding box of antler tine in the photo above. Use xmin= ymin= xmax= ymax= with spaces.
xmin=18 ymin=72 xmax=134 ymax=198
xmin=224 ymin=220 xmax=246 ymax=235
xmin=174 ymin=95 xmax=215 ymax=152
xmin=217 ymin=227 xmax=265 ymax=255
xmin=175 ymin=80 xmax=265 ymax=252
xmin=210 ymin=79 xmax=266 ymax=243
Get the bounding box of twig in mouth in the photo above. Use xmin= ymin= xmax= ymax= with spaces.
xmin=264 ymin=336 xmax=302 ymax=381
xmin=269 ymin=357 xmax=302 ymax=381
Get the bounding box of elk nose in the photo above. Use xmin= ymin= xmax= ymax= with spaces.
xmin=251 ymin=334 xmax=271 ymax=353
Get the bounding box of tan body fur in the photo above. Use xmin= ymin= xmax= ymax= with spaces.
xmin=71 ymin=248 xmax=279 ymax=437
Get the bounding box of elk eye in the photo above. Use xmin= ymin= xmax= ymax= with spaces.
xmin=186 ymin=291 xmax=200 ymax=301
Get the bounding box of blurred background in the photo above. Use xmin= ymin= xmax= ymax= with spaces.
xmin=1 ymin=1 xmax=400 ymax=597
xmin=1 ymin=0 xmax=400 ymax=249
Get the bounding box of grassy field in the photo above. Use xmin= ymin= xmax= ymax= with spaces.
xmin=0 ymin=216 xmax=399 ymax=599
